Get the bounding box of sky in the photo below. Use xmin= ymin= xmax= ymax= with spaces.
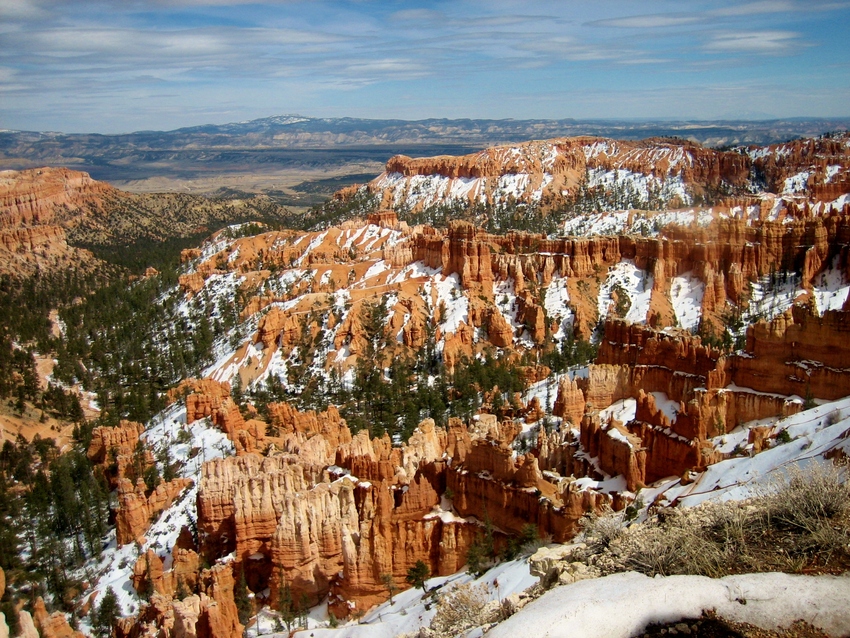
xmin=1 ymin=0 xmax=849 ymax=133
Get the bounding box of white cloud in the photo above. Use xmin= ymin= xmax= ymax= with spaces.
xmin=590 ymin=14 xmax=702 ymax=28
xmin=711 ymin=0 xmax=850 ymax=15
xmin=389 ymin=8 xmax=444 ymax=23
xmin=705 ymin=30 xmax=800 ymax=53
xmin=0 ymin=0 xmax=45 ymax=19
xmin=711 ymin=1 xmax=797 ymax=16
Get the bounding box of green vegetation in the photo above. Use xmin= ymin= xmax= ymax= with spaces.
xmin=54 ymin=265 xmax=224 ymax=425
xmin=281 ymin=188 xmax=380 ymax=231
xmin=406 ymin=560 xmax=430 ymax=592
xmin=234 ymin=566 xmax=252 ymax=626
xmin=0 ymin=434 xmax=110 ymax=615
xmin=92 ymin=587 xmax=120 ymax=638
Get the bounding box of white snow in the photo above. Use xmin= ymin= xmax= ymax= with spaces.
xmin=782 ymin=171 xmax=810 ymax=195
xmin=812 ymin=258 xmax=850 ymax=314
xmin=430 ymin=273 xmax=469 ymax=335
xmin=644 ymin=396 xmax=850 ymax=507
xmin=597 ymin=260 xmax=653 ymax=324
xmin=745 ymin=272 xmax=802 ymax=323
xmin=87 ymin=404 xmax=235 ymax=617
xmin=825 ymin=164 xmax=842 ymax=183
xmin=487 ymin=571 xmax=850 ymax=638
xmin=563 ymin=211 xmax=630 ymax=237
xmin=599 ymin=398 xmax=636 ymax=425
xmin=543 ymin=277 xmax=574 ymax=343
xmin=670 ymin=272 xmax=704 ymax=331
xmin=291 ymin=556 xmax=539 ymax=638
xmin=649 ymin=391 xmax=679 ymax=423
xmin=361 ymin=259 xmax=390 ymax=284
xmin=493 ymin=279 xmax=521 ymax=339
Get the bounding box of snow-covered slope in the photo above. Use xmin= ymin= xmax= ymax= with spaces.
xmin=488 ymin=571 xmax=850 ymax=638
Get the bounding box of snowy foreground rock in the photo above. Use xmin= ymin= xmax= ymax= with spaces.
xmin=488 ymin=571 xmax=850 ymax=638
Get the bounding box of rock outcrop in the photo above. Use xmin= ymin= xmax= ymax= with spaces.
xmin=109 ymin=132 xmax=850 ymax=636
xmin=86 ymin=420 xmax=147 ymax=487
xmin=116 ymin=564 xmax=243 ymax=638
xmin=116 ymin=477 xmax=194 ymax=545
xmin=32 ymin=597 xmax=85 ymax=638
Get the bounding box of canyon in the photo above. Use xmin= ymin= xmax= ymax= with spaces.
xmin=2 ymin=132 xmax=850 ymax=638
xmin=0 ymin=166 xmax=290 ymax=276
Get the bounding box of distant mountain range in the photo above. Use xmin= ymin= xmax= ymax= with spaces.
xmin=2 ymin=115 xmax=848 ymax=195
xmin=4 ymin=114 xmax=850 ymax=153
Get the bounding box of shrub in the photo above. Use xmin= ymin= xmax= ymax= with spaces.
xmin=585 ymin=461 xmax=850 ymax=579
xmin=579 ymin=507 xmax=624 ymax=553
xmin=761 ymin=462 xmax=850 ymax=535
xmin=430 ymin=582 xmax=491 ymax=637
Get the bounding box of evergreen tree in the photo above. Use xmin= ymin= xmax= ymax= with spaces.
xmin=406 ymin=560 xmax=430 ymax=592
xmin=277 ymin=573 xmax=295 ymax=632
xmin=176 ymin=577 xmax=191 ymax=600
xmin=92 ymin=587 xmax=119 ymax=638
xmin=233 ymin=566 xmax=252 ymax=626
xmin=380 ymin=573 xmax=398 ymax=605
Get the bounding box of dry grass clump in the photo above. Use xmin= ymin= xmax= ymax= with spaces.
xmin=580 ymin=506 xmax=624 ymax=554
xmin=581 ymin=461 xmax=850 ymax=578
xmin=430 ymin=582 xmax=492 ymax=637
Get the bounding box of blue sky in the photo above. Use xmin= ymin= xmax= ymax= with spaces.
xmin=1 ymin=0 xmax=849 ymax=133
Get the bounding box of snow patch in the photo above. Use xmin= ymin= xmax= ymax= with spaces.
xmin=670 ymin=272 xmax=704 ymax=331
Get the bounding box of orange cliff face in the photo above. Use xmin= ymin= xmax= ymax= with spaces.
xmin=0 ymin=167 xmax=112 ymax=275
xmin=555 ymin=304 xmax=850 ymax=489
xmin=0 ymin=167 xmax=113 ymax=229
xmin=116 ymin=276 xmax=850 ymax=634
xmin=362 ymin=134 xmax=850 ymax=214
xmin=371 ymin=137 xmax=755 ymax=212
xmin=103 ymin=133 xmax=850 ymax=635
xmin=136 ymin=399 xmax=611 ymax=621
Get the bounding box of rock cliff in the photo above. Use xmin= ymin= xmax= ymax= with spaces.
xmin=366 ymin=134 xmax=849 ymax=213
xmin=95 ymin=132 xmax=850 ymax=635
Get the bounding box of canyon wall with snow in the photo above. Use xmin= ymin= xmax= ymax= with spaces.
xmin=7 ymin=132 xmax=850 ymax=638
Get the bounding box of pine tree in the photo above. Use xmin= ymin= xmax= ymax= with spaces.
xmin=92 ymin=587 xmax=120 ymax=638
xmin=380 ymin=572 xmax=398 ymax=605
xmin=277 ymin=570 xmax=295 ymax=631
xmin=466 ymin=535 xmax=487 ymax=576
xmin=234 ymin=566 xmax=252 ymax=626
xmin=406 ymin=560 xmax=430 ymax=592
xmin=176 ymin=577 xmax=191 ymax=600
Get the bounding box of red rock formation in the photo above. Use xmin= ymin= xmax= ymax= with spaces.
xmin=0 ymin=167 xmax=112 ymax=275
xmin=0 ymin=168 xmax=112 ymax=229
xmin=553 ymin=376 xmax=586 ymax=425
xmin=750 ymin=136 xmax=850 ymax=196
xmin=183 ymin=379 xmax=232 ymax=423
xmin=374 ymin=137 xmax=757 ymax=212
xmin=573 ymin=306 xmax=850 ymax=485
xmin=579 ymin=412 xmax=646 ymax=492
xmin=178 ymin=272 xmax=205 ymax=296
xmin=32 ymin=597 xmax=85 ymax=638
xmin=86 ymin=420 xmax=147 ymax=486
xmin=196 ymin=448 xmax=477 ymax=616
xmin=117 ymin=565 xmax=243 ymax=638
xmin=255 ymin=307 xmax=302 ymax=352
xmin=116 ymin=477 xmax=194 ymax=545
xmin=734 ymin=306 xmax=850 ymax=400
xmin=132 ymin=544 xmax=201 ymax=600
xmin=486 ymin=309 xmax=514 ymax=347
xmin=367 ymin=210 xmax=400 ymax=228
